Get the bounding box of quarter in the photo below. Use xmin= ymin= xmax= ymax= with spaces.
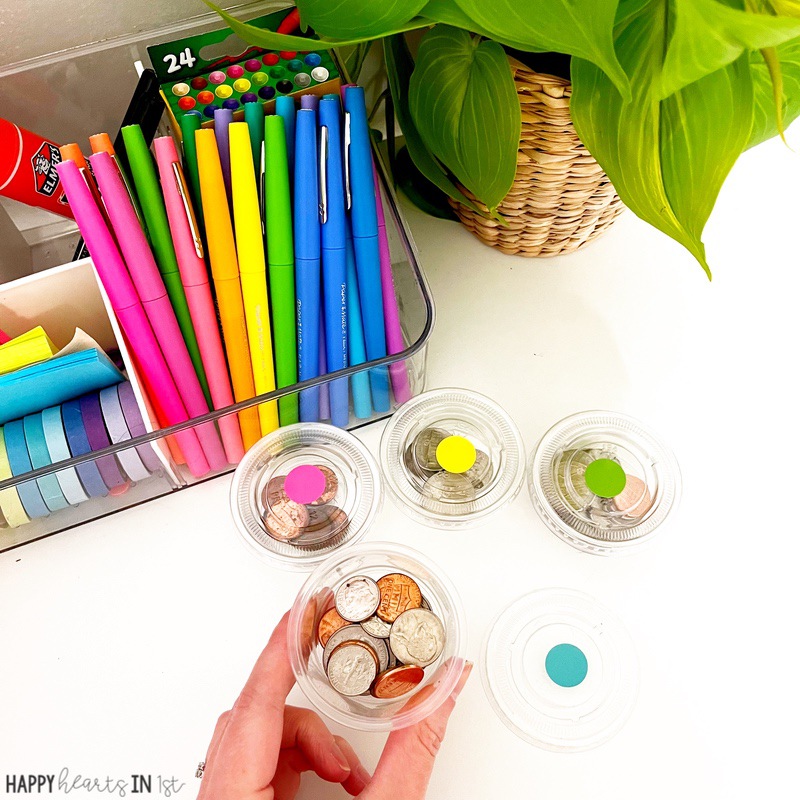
xmin=323 ymin=624 xmax=390 ymax=672
xmin=422 ymin=472 xmax=476 ymax=503
xmin=389 ymin=607 xmax=446 ymax=668
xmin=335 ymin=575 xmax=381 ymax=622
xmin=370 ymin=664 xmax=425 ymax=699
xmin=376 ymin=572 xmax=423 ymax=623
xmin=465 ymin=449 xmax=492 ymax=490
xmin=326 ymin=641 xmax=379 ymax=696
xmin=412 ymin=427 xmax=448 ymax=472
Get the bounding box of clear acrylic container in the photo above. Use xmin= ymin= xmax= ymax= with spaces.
xmin=230 ymin=423 xmax=382 ymax=570
xmin=288 ymin=542 xmax=466 ymax=731
xmin=380 ymin=388 xmax=525 ymax=528
xmin=481 ymin=588 xmax=638 ymax=752
xmin=528 ymin=411 xmax=681 ymax=555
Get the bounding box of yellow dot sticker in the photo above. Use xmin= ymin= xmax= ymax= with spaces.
xmin=215 ymin=84 xmax=234 ymax=99
xmin=436 ymin=436 xmax=476 ymax=474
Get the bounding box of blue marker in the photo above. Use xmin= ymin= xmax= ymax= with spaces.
xmin=343 ymin=86 xmax=389 ymax=412
xmin=294 ymin=108 xmax=321 ymax=421
xmin=319 ymin=94 xmax=349 ymax=427
xmin=276 ymin=95 xmax=296 ymax=176
xmin=345 ymin=219 xmax=372 ymax=419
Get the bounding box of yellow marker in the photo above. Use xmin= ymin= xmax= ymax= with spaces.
xmin=229 ymin=122 xmax=279 ymax=435
xmin=195 ymin=129 xmax=261 ymax=449
xmin=436 ymin=436 xmax=477 ymax=474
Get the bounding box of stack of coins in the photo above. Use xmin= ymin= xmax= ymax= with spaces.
xmin=261 ymin=464 xmax=348 ymax=548
xmin=316 ymin=572 xmax=446 ymax=698
xmin=404 ymin=427 xmax=493 ymax=502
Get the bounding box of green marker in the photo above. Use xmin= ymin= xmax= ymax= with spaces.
xmin=179 ymin=113 xmax=205 ymax=234
xmin=244 ymin=101 xmax=266 ymax=187
xmin=121 ymin=124 xmax=211 ymax=405
xmin=264 ymin=115 xmax=298 ymax=425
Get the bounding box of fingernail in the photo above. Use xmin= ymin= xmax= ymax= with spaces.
xmin=451 ymin=661 xmax=473 ymax=700
xmin=333 ymin=745 xmax=351 ymax=773
xmin=355 ymin=764 xmax=372 ymax=786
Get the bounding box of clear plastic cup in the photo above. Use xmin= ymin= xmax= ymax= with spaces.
xmin=528 ymin=411 xmax=681 ymax=555
xmin=230 ymin=423 xmax=382 ymax=570
xmin=380 ymin=388 xmax=525 ymax=528
xmin=288 ymin=542 xmax=467 ymax=731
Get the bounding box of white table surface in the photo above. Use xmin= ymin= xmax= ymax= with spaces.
xmin=2 ymin=131 xmax=799 ymax=800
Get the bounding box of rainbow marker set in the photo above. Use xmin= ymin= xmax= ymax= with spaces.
xmin=147 ymin=11 xmax=340 ymax=131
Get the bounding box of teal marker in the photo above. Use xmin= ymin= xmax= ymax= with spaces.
xmin=179 ymin=113 xmax=205 ymax=233
xmin=244 ymin=101 xmax=265 ymax=182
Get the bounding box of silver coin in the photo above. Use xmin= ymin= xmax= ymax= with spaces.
xmin=389 ymin=608 xmax=446 ymax=667
xmin=323 ymin=625 xmax=390 ymax=672
xmin=465 ymin=449 xmax=492 ymax=490
xmin=361 ymin=614 xmax=392 ymax=639
xmin=420 ymin=595 xmax=431 ymax=611
xmin=422 ymin=471 xmax=476 ymax=503
xmin=404 ymin=443 xmax=439 ymax=480
xmin=326 ymin=641 xmax=378 ymax=696
xmin=412 ymin=427 xmax=448 ymax=472
xmin=386 ymin=648 xmax=398 ymax=669
xmin=335 ymin=575 xmax=381 ymax=622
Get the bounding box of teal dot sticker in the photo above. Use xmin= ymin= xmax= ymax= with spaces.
xmin=545 ymin=643 xmax=588 ymax=687
xmin=584 ymin=458 xmax=627 ymax=498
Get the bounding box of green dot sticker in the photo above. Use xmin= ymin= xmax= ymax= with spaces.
xmin=584 ymin=458 xmax=627 ymax=498
xmin=545 ymin=643 xmax=588 ymax=687
xmin=436 ymin=436 xmax=476 ymax=474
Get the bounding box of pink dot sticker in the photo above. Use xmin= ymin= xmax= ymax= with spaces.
xmin=284 ymin=465 xmax=326 ymax=504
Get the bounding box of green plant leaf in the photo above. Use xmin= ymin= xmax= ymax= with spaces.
xmin=659 ymin=0 xmax=800 ymax=98
xmin=408 ymin=25 xmax=520 ymax=211
xmin=383 ymin=34 xmax=483 ymax=212
xmin=749 ymin=36 xmax=800 ymax=146
xmin=203 ymin=1 xmax=429 ymax=50
xmin=447 ymin=0 xmax=630 ymax=99
xmin=296 ymin=0 xmax=428 ymax=39
xmin=572 ymin=1 xmax=756 ymax=277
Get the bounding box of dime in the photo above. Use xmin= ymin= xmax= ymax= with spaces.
xmin=308 ymin=465 xmax=338 ymax=505
xmin=323 ymin=624 xmax=390 ymax=672
xmin=422 ymin=471 xmax=476 ymax=503
xmin=261 ymin=495 xmax=309 ymax=541
xmin=370 ymin=664 xmax=425 ymax=699
xmin=412 ymin=427 xmax=448 ymax=472
xmin=326 ymin=641 xmax=379 ymax=696
xmin=317 ymin=606 xmax=350 ymax=646
xmin=611 ymin=474 xmax=653 ymax=519
xmin=465 ymin=449 xmax=492 ymax=490
xmin=389 ymin=608 xmax=446 ymax=668
xmin=335 ymin=575 xmax=381 ymax=622
xmin=376 ymin=573 xmax=423 ymax=623
xmin=361 ymin=614 xmax=392 ymax=639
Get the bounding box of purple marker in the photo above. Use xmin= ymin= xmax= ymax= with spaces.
xmin=214 ymin=107 xmax=234 ymax=203
xmin=300 ymin=94 xmax=319 ymax=111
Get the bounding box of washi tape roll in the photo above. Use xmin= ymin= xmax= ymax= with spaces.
xmin=2 ymin=419 xmax=50 ymax=519
xmin=0 ymin=427 xmax=30 ymax=527
xmin=79 ymin=393 xmax=127 ymax=491
xmin=41 ymin=406 xmax=89 ymax=505
xmin=99 ymin=386 xmax=150 ymax=482
xmin=117 ymin=382 xmax=163 ymax=474
xmin=23 ymin=413 xmax=69 ymax=511
xmin=61 ymin=398 xmax=109 ymax=498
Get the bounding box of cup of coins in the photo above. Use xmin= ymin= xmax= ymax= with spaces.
xmin=288 ymin=542 xmax=466 ymax=730
xmin=380 ymin=388 xmax=526 ymax=528
xmin=528 ymin=410 xmax=681 ymax=555
xmin=230 ymin=423 xmax=382 ymax=569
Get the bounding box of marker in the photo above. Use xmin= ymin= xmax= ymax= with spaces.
xmin=214 ymin=107 xmax=234 ymax=202
xmin=343 ymin=86 xmax=390 ymax=411
xmin=179 ymin=112 xmax=206 ymax=233
xmin=229 ymin=122 xmax=280 ymax=435
xmin=89 ymin=132 xmax=145 ymax=232
xmin=345 ymin=218 xmax=372 ymax=419
xmin=243 ymin=101 xmax=265 ymax=187
xmin=264 ymin=114 xmax=299 ymax=425
xmin=276 ymin=95 xmax=296 ymax=176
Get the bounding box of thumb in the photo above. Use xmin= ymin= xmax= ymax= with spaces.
xmin=364 ymin=661 xmax=472 ymax=800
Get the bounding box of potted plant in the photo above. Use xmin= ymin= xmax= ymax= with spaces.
xmin=208 ymin=0 xmax=800 ymax=277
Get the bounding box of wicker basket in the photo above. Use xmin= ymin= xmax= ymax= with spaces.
xmin=449 ymin=60 xmax=624 ymax=257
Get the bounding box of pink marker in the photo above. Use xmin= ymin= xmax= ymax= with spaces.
xmin=56 ymin=158 xmax=210 ymax=478
xmin=0 ymin=327 xmax=10 ymax=345
xmin=90 ymin=151 xmax=228 ymax=472
xmin=152 ymin=136 xmax=245 ymax=465
xmin=373 ymin=165 xmax=411 ymax=404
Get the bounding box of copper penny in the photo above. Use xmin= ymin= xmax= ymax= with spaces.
xmin=261 ymin=495 xmax=309 ymax=541
xmin=308 ymin=465 xmax=338 ymax=505
xmin=612 ymin=474 xmax=653 ymax=519
xmin=376 ymin=573 xmax=423 ymax=623
xmin=370 ymin=664 xmax=425 ymax=699
xmin=317 ymin=606 xmax=350 ymax=646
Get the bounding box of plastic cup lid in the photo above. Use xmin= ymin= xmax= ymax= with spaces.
xmin=481 ymin=588 xmax=638 ymax=751
xmin=380 ymin=388 xmax=525 ymax=528
xmin=529 ymin=411 xmax=681 ymax=554
xmin=230 ymin=423 xmax=382 ymax=569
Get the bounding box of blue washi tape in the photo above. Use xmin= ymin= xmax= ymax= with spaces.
xmin=117 ymin=382 xmax=163 ymax=474
xmin=24 ymin=413 xmax=69 ymax=511
xmin=61 ymin=398 xmax=109 ymax=498
xmin=41 ymin=406 xmax=89 ymax=505
xmin=2 ymin=419 xmax=50 ymax=519
xmin=99 ymin=386 xmax=150 ymax=482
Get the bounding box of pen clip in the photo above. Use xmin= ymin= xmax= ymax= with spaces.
xmin=172 ymin=161 xmax=204 ymax=260
xmin=344 ymin=111 xmax=352 ymax=211
xmin=112 ymin=155 xmax=146 ymax=231
xmin=259 ymin=141 xmax=266 ymax=237
xmin=319 ymin=125 xmax=328 ymax=225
